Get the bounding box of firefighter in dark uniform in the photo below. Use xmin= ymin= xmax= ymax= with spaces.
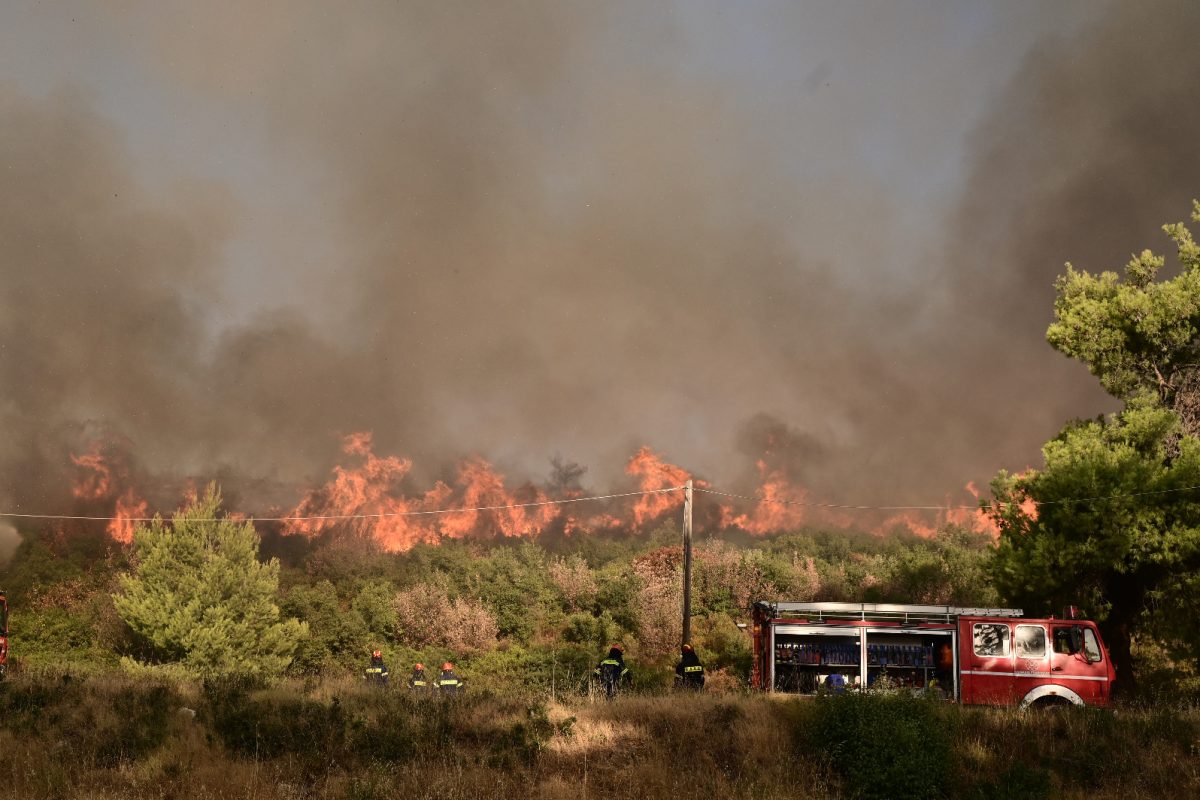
xmin=932 ymin=641 xmax=954 ymax=697
xmin=674 ymin=643 xmax=705 ymax=690
xmin=594 ymin=644 xmax=631 ymax=700
xmin=408 ymin=662 xmax=430 ymax=691
xmin=435 ymin=661 xmax=464 ymax=694
xmin=364 ymin=649 xmax=390 ymax=685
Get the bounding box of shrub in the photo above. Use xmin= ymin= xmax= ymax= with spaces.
xmin=631 ymin=548 xmax=682 ymax=660
xmin=547 ymin=556 xmax=598 ymax=611
xmin=352 ymin=579 xmax=399 ymax=642
xmin=807 ymin=692 xmax=953 ymax=799
xmin=560 ymin=611 xmax=614 ymax=649
xmin=0 ymin=674 xmax=177 ymax=766
xmin=968 ymin=762 xmax=1052 ymax=800
xmin=393 ymin=583 xmax=498 ymax=654
xmin=204 ymin=678 xmax=348 ymax=768
xmin=280 ymin=579 xmax=369 ymax=673
xmin=467 ymin=642 xmax=597 ymax=696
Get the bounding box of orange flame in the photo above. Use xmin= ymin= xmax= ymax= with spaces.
xmin=70 ymin=451 xmax=114 ymax=500
xmin=283 ymin=433 xmax=563 ymax=551
xmin=283 ymin=432 xmax=436 ymax=550
xmin=715 ymin=467 xmax=1008 ymax=539
xmin=718 ymin=460 xmax=810 ymax=533
xmin=68 ymin=433 xmax=1024 ymax=548
xmin=1020 ymin=496 xmax=1039 ymax=520
xmin=109 ymin=490 xmax=150 ymax=543
xmin=70 ymin=445 xmax=148 ymax=543
xmin=867 ymin=481 xmax=1002 ymax=539
xmin=436 ymin=457 xmax=560 ymax=540
xmin=624 ymin=446 xmax=693 ymax=527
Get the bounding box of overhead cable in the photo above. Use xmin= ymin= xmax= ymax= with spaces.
xmin=694 ymin=484 xmax=1200 ymax=509
xmin=693 ymin=486 xmax=974 ymax=511
xmin=0 ymin=486 xmax=685 ymax=524
xmin=6 ymin=481 xmax=1200 ymax=525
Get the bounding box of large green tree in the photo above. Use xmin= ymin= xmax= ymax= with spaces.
xmin=990 ymin=202 xmax=1200 ymax=693
xmin=1048 ymin=201 xmax=1200 ymax=433
xmin=113 ymin=486 xmax=306 ymax=680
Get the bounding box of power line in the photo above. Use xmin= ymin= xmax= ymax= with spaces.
xmin=6 ymin=481 xmax=1200 ymax=526
xmin=0 ymin=486 xmax=686 ymax=524
xmin=693 ymin=487 xmax=979 ymax=511
xmin=997 ymin=484 xmax=1200 ymax=506
xmin=694 ymin=484 xmax=1200 ymax=509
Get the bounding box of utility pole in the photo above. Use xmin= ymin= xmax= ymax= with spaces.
xmin=682 ymin=479 xmax=693 ymax=648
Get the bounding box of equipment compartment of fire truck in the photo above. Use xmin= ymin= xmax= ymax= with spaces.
xmin=751 ymin=601 xmax=1116 ymax=709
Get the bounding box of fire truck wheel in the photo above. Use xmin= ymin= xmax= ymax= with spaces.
xmin=1020 ymin=684 xmax=1084 ymax=711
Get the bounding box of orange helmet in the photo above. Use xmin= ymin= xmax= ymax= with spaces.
xmin=371 ymin=649 xmax=382 ymax=659
xmin=441 ymin=662 xmax=454 ymax=671
xmin=682 ymin=643 xmax=693 ymax=653
xmin=610 ymin=643 xmax=624 ymax=653
xmin=414 ymin=663 xmax=425 ymax=671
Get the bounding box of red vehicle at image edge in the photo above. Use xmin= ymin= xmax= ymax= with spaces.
xmin=751 ymin=602 xmax=1116 ymax=709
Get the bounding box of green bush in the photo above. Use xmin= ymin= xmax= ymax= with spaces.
xmin=0 ymin=674 xmax=177 ymax=766
xmin=467 ymin=642 xmax=597 ymax=695
xmin=10 ymin=606 xmax=120 ymax=670
xmin=204 ymin=679 xmax=347 ymax=763
xmin=352 ymin=579 xmax=399 ymax=642
xmin=968 ymin=762 xmax=1052 ymax=800
xmin=561 ymin=611 xmax=614 ymax=648
xmin=807 ymin=692 xmax=953 ymax=799
xmin=485 ymin=701 xmax=562 ymax=770
xmin=280 ymin=580 xmax=369 ymax=673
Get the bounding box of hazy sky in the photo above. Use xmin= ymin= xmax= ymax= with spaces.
xmin=3 ymin=1 xmax=1198 ymax=515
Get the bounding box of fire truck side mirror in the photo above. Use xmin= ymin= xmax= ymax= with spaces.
xmin=1068 ymin=626 xmax=1085 ymax=656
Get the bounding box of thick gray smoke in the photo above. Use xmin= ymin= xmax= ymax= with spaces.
xmin=1 ymin=1 xmax=1198 ymax=523
xmin=0 ymin=88 xmax=377 ymax=513
xmin=920 ymin=0 xmax=1200 ymax=490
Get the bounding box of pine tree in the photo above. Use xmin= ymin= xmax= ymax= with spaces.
xmin=113 ymin=485 xmax=306 ymax=680
xmin=991 ymin=202 xmax=1200 ymax=693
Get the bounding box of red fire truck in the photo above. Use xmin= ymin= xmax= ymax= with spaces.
xmin=751 ymin=602 xmax=1115 ymax=709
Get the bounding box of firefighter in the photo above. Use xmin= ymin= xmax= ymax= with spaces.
xmin=408 ymin=662 xmax=430 ymax=691
xmin=435 ymin=661 xmax=464 ymax=694
xmin=594 ymin=644 xmax=631 ymax=700
xmin=933 ymin=641 xmax=954 ymax=696
xmin=364 ymin=649 xmax=390 ymax=685
xmin=674 ymin=643 xmax=705 ymax=690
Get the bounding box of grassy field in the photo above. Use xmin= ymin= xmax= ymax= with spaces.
xmin=0 ymin=672 xmax=1197 ymax=800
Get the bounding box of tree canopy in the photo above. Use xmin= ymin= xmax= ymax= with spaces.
xmin=1047 ymin=200 xmax=1200 ymax=432
xmin=991 ymin=202 xmax=1200 ymax=692
xmin=113 ymin=486 xmax=306 ymax=680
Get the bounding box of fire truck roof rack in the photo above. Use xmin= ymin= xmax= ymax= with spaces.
xmin=759 ymin=601 xmax=1024 ymax=624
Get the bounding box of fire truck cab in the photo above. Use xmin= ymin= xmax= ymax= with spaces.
xmin=751 ymin=601 xmax=1115 ymax=709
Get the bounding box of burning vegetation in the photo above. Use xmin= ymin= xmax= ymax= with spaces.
xmin=60 ymin=432 xmax=1008 ymax=552
xmin=70 ymin=443 xmax=149 ymax=544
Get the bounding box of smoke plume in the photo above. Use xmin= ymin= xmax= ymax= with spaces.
xmin=1 ymin=1 xmax=1198 ymax=527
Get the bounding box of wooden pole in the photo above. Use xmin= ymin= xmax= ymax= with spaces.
xmin=682 ymin=479 xmax=693 ymax=648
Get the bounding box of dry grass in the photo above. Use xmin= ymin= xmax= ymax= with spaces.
xmin=0 ymin=672 xmax=1197 ymax=799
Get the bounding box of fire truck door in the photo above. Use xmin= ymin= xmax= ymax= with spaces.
xmin=1050 ymin=625 xmax=1108 ymax=705
xmin=1013 ymin=623 xmax=1050 ymax=699
xmin=965 ymin=621 xmax=1016 ymax=705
